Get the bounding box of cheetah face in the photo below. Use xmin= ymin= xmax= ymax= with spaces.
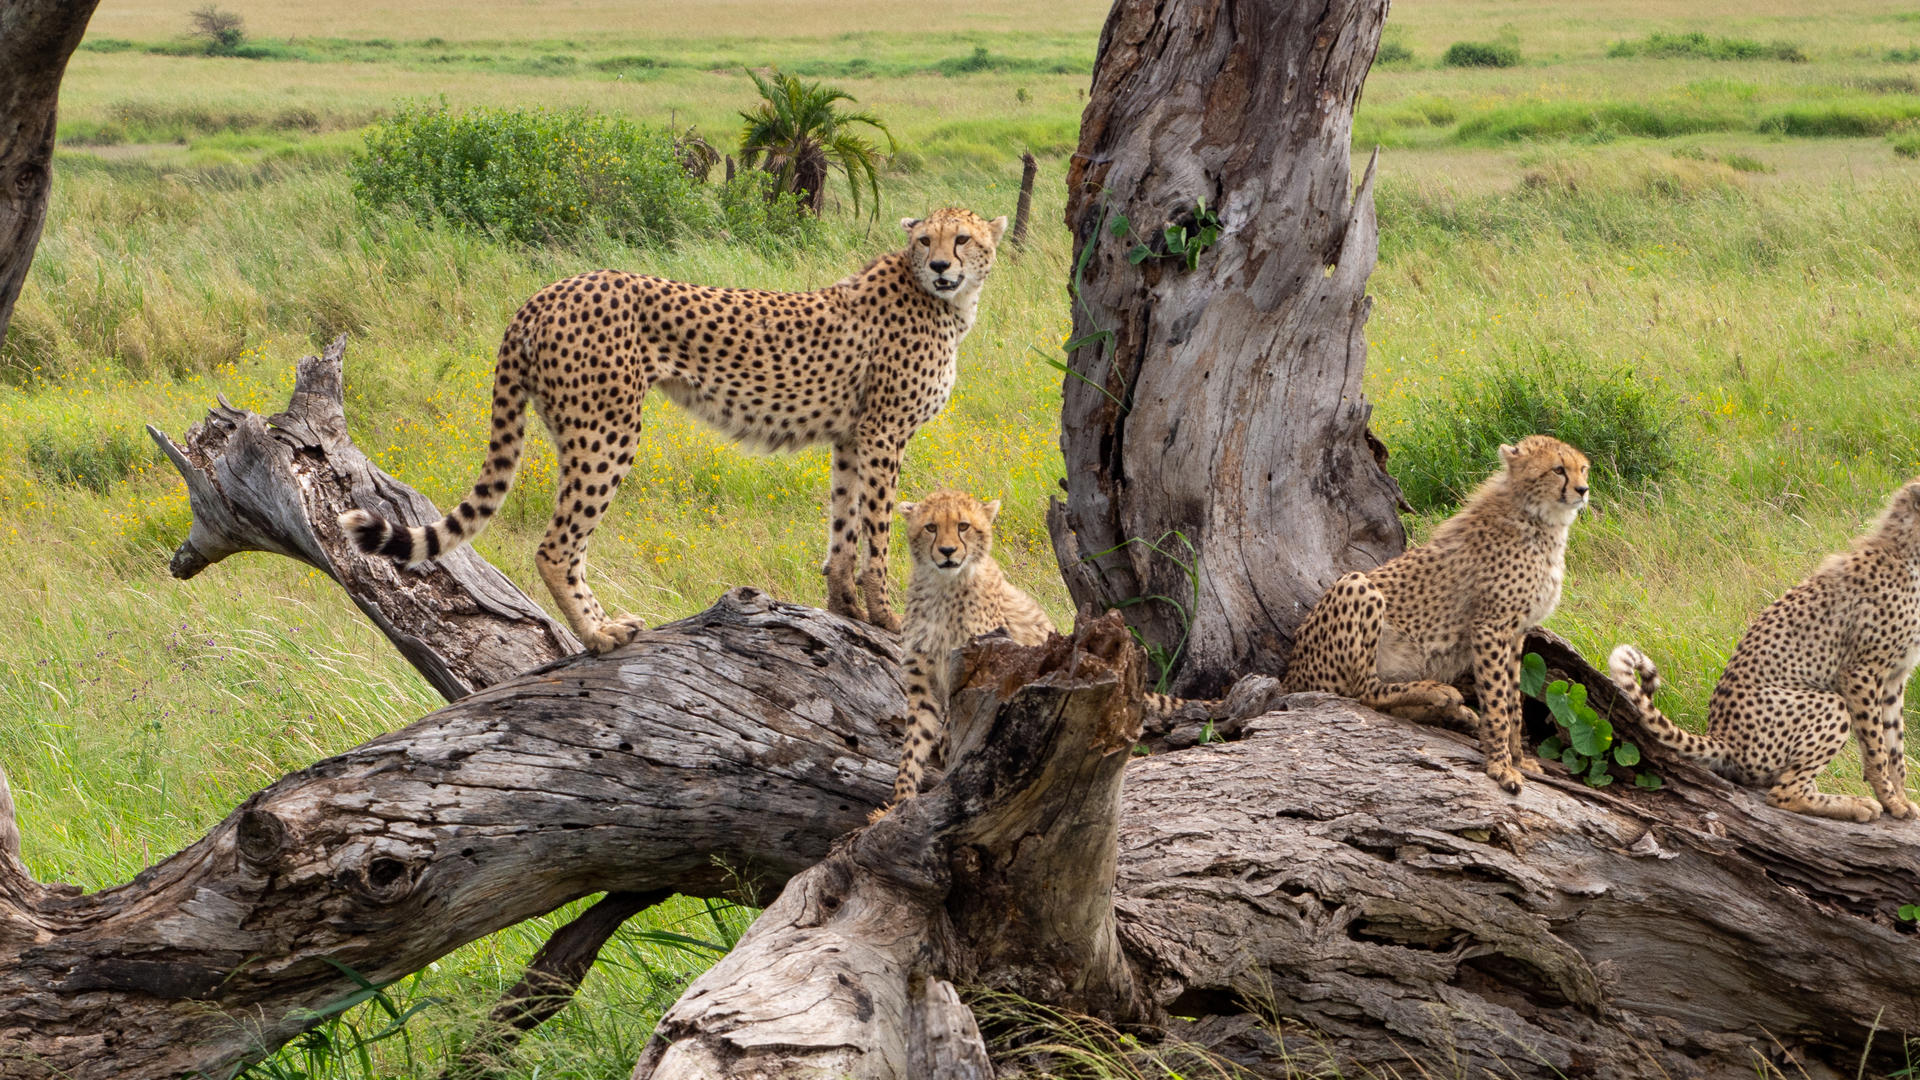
xmin=1499 ymin=435 xmax=1592 ymax=524
xmin=1871 ymin=478 xmax=1920 ymax=539
xmin=901 ymin=208 xmax=1007 ymax=301
xmin=901 ymin=490 xmax=999 ymax=575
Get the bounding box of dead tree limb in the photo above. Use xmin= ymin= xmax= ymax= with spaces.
xmin=146 ymin=333 xmax=577 ymax=700
xmin=631 ymin=616 xmax=1148 ymax=1079
xmin=0 ymin=587 xmax=906 ymax=1080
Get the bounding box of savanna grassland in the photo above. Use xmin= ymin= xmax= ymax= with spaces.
xmin=6 ymin=0 xmax=1920 ymax=1074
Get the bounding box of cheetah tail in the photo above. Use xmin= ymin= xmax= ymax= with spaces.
xmin=1606 ymin=644 xmax=1721 ymax=763
xmin=337 ymin=333 xmax=531 ymax=567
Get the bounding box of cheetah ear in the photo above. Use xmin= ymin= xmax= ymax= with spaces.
xmin=897 ymin=501 xmax=917 ymax=517
xmin=1498 ymin=442 xmax=1521 ymax=465
xmin=983 ymin=499 xmax=1001 ymax=521
xmin=900 ymin=217 xmax=921 ymax=234
xmin=987 ymin=215 xmax=1008 ymax=243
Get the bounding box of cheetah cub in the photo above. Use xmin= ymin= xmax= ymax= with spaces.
xmin=1282 ymin=435 xmax=1592 ymax=793
xmin=1610 ymin=480 xmax=1920 ymax=823
xmin=872 ymin=490 xmax=1054 ymax=820
xmin=339 ymin=209 xmax=1006 ymax=654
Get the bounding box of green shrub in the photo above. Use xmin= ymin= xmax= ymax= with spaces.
xmin=1455 ymin=99 xmax=1743 ymax=143
xmin=1608 ymin=32 xmax=1805 ymax=62
xmin=351 ymin=101 xmax=816 ymax=249
xmin=1888 ymin=46 xmax=1920 ymax=62
xmin=1722 ymin=151 xmax=1772 ymax=173
xmin=26 ymin=427 xmax=153 ymax=493
xmin=1376 ymin=40 xmax=1415 ymax=65
xmin=1387 ymin=364 xmax=1681 ymax=513
xmin=1443 ymin=41 xmax=1521 ymax=68
xmin=1892 ymin=129 xmax=1920 ymax=158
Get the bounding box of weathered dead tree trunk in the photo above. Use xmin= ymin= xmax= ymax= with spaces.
xmin=146 ymin=333 xmax=577 ymax=700
xmin=1049 ymin=0 xmax=1406 ymax=696
xmin=0 ymin=0 xmax=103 ymax=350
xmin=1 ymin=343 xmax=1917 ymax=1080
xmin=632 ymin=617 xmax=1149 ymax=1079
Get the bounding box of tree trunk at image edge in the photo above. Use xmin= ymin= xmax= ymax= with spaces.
xmin=1049 ymin=0 xmax=1408 ymax=696
xmin=0 ymin=0 xmax=104 ymax=353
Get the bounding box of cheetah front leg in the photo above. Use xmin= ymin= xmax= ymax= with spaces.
xmin=852 ymin=427 xmax=906 ymax=633
xmin=822 ymin=439 xmax=865 ymax=622
xmin=1849 ymin=670 xmax=1917 ymax=821
xmin=869 ymin=649 xmax=945 ymax=823
xmin=1470 ymin=622 xmax=1526 ymax=794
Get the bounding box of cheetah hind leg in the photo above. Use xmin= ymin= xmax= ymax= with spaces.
xmin=1761 ymin=686 xmax=1880 ymax=822
xmin=538 ymin=413 xmax=644 ymax=656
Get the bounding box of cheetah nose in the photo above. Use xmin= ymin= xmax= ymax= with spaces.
xmin=938 ymin=545 xmax=959 ymax=557
xmin=929 ymin=259 xmax=952 ymax=273
xmin=1574 ymin=485 xmax=1590 ymax=496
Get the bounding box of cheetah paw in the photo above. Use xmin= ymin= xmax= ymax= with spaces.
xmin=1486 ymin=762 xmax=1525 ymax=794
xmin=1884 ymin=798 xmax=1918 ymax=821
xmin=864 ymin=605 xmax=902 ymax=633
xmin=583 ymin=616 xmax=646 ymax=655
xmin=1847 ymin=797 xmax=1884 ymax=823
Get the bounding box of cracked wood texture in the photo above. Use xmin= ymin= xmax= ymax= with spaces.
xmin=632 ymin=617 xmax=1148 ymax=1080
xmin=0 ymin=587 xmax=907 ymax=1080
xmin=0 ymin=0 xmax=102 ymax=349
xmin=1049 ymin=0 xmax=1407 ymax=696
xmin=147 ymin=333 xmax=578 ymax=700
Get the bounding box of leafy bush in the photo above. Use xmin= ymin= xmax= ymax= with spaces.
xmin=1757 ymin=98 xmax=1920 ymax=136
xmin=351 ymin=101 xmax=815 ymax=249
xmin=1443 ymin=41 xmax=1521 ymax=68
xmin=1376 ymin=40 xmax=1415 ymax=65
xmin=1387 ymin=363 xmax=1681 ymax=513
xmin=187 ymin=5 xmax=246 ymax=55
xmin=1455 ymin=99 xmax=1744 ymax=143
xmin=1608 ymin=32 xmax=1805 ymax=62
xmin=1893 ymin=127 xmax=1920 ymax=158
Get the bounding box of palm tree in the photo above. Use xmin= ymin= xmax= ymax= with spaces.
xmin=738 ymin=68 xmax=894 ymax=217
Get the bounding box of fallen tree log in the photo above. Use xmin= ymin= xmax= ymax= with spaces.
xmin=1 ymin=343 xmax=1917 ymax=1079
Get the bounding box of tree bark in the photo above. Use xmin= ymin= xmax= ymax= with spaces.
xmin=1 ymin=346 xmax=1916 ymax=1080
xmin=146 ymin=333 xmax=578 ymax=700
xmin=0 ymin=0 xmax=103 ymax=351
xmin=1049 ymin=0 xmax=1406 ymax=696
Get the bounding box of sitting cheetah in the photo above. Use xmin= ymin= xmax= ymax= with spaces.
xmin=1281 ymin=435 xmax=1592 ymax=793
xmin=1610 ymin=480 xmax=1920 ymax=823
xmin=339 ymin=209 xmax=1007 ymax=653
xmin=871 ymin=490 xmax=1055 ymax=820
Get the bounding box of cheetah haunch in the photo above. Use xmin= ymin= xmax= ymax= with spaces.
xmin=871 ymin=490 xmax=1055 ymax=821
xmin=1281 ymin=435 xmax=1592 ymax=793
xmin=1610 ymin=480 xmax=1920 ymax=823
xmin=340 ymin=209 xmax=1007 ymax=653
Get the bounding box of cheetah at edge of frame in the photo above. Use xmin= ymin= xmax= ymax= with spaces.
xmin=338 ymin=208 xmax=1008 ymax=654
xmin=1280 ymin=435 xmax=1592 ymax=793
xmin=869 ymin=490 xmax=1055 ymax=822
xmin=1609 ymin=479 xmax=1920 ymax=824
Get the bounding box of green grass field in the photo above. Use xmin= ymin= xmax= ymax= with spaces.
xmin=6 ymin=0 xmax=1920 ymax=1074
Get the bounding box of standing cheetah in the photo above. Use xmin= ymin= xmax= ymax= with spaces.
xmin=1281 ymin=435 xmax=1592 ymax=792
xmin=1610 ymin=480 xmax=1920 ymax=823
xmin=339 ymin=209 xmax=1007 ymax=653
xmin=871 ymin=490 xmax=1055 ymax=820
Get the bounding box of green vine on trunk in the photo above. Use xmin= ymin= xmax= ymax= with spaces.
xmin=1521 ymin=652 xmax=1662 ymax=789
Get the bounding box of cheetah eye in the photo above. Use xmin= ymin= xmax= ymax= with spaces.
xmin=955 ymin=234 xmax=971 ymax=247
xmin=919 ymin=236 xmax=932 ymax=247
xmin=924 ymin=522 xmax=937 ymax=533
xmin=1553 ymin=466 xmax=1566 ymax=476
xmin=957 ymin=521 xmax=971 ymax=532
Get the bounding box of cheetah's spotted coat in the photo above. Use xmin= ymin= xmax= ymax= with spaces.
xmin=1281 ymin=435 xmax=1592 ymax=793
xmin=1610 ymin=480 xmax=1920 ymax=823
xmin=340 ymin=209 xmax=1007 ymax=653
xmin=873 ymin=490 xmax=1054 ymax=819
